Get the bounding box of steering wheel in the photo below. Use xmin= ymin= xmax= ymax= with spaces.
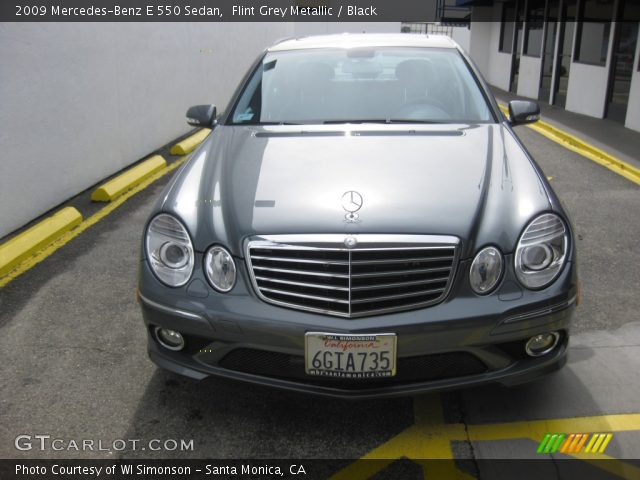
xmin=393 ymin=98 xmax=451 ymax=121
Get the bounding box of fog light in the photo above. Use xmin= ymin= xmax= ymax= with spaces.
xmin=155 ymin=327 xmax=185 ymax=351
xmin=525 ymin=332 xmax=559 ymax=357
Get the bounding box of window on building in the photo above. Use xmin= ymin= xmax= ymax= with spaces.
xmin=574 ymin=0 xmax=614 ymax=66
xmin=500 ymin=3 xmax=516 ymax=53
xmin=524 ymin=0 xmax=546 ymax=57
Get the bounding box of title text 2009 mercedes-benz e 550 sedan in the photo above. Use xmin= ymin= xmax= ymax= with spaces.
xmin=137 ymin=34 xmax=578 ymax=398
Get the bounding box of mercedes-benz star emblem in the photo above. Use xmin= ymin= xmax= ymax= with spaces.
xmin=342 ymin=191 xmax=363 ymax=223
xmin=344 ymin=236 xmax=358 ymax=248
xmin=341 ymin=191 xmax=363 ymax=213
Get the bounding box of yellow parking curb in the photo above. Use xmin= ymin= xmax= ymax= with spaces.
xmin=499 ymin=104 xmax=640 ymax=186
xmin=0 ymin=157 xmax=188 ymax=288
xmin=170 ymin=128 xmax=211 ymax=155
xmin=0 ymin=207 xmax=82 ymax=278
xmin=91 ymin=155 xmax=166 ymax=202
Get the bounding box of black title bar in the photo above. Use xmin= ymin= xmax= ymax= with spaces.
xmin=1 ymin=459 xmax=637 ymax=480
xmin=2 ymin=0 xmax=438 ymax=22
xmin=3 ymin=0 xmax=639 ymax=22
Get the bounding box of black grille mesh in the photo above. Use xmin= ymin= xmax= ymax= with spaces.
xmin=218 ymin=348 xmax=487 ymax=390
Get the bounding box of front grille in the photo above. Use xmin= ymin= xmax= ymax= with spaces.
xmin=218 ymin=348 xmax=487 ymax=389
xmin=246 ymin=234 xmax=459 ymax=318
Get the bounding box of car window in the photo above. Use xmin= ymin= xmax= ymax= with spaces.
xmin=229 ymin=47 xmax=494 ymax=125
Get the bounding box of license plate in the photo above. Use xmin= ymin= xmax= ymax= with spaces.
xmin=304 ymin=332 xmax=397 ymax=379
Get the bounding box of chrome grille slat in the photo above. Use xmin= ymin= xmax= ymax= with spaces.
xmin=350 ymin=266 xmax=451 ymax=278
xmin=252 ymin=265 xmax=350 ymax=278
xmin=258 ymin=287 xmax=350 ymax=304
xmin=350 ymin=287 xmax=446 ymax=304
xmin=255 ymin=276 xmax=350 ymax=291
xmin=350 ymin=255 xmax=454 ymax=265
xmin=350 ymin=276 xmax=450 ymax=291
xmin=347 ymin=246 xmax=455 ymax=251
xmin=251 ymin=255 xmax=349 ymax=265
xmin=246 ymin=234 xmax=459 ymax=318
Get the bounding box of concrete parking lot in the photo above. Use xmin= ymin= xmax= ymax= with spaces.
xmin=0 ymin=126 xmax=639 ymax=478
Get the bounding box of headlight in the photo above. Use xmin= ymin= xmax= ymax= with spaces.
xmin=145 ymin=214 xmax=194 ymax=287
xmin=469 ymin=246 xmax=503 ymax=294
xmin=515 ymin=213 xmax=568 ymax=289
xmin=204 ymin=246 xmax=236 ymax=292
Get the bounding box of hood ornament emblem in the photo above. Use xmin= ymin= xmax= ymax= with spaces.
xmin=342 ymin=191 xmax=363 ymax=223
xmin=344 ymin=236 xmax=358 ymax=248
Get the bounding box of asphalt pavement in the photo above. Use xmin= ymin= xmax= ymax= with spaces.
xmin=0 ymin=125 xmax=639 ymax=478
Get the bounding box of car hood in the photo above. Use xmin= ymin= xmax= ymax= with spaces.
xmin=162 ymin=124 xmax=551 ymax=258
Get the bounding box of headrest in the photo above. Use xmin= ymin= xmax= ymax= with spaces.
xmin=395 ymin=59 xmax=434 ymax=83
xmin=296 ymin=62 xmax=335 ymax=83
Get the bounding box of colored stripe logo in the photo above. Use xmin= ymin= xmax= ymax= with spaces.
xmin=537 ymin=433 xmax=613 ymax=454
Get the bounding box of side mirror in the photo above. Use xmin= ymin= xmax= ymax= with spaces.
xmin=507 ymin=100 xmax=540 ymax=126
xmin=186 ymin=104 xmax=217 ymax=127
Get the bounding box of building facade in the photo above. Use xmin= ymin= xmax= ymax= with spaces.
xmin=462 ymin=0 xmax=640 ymax=132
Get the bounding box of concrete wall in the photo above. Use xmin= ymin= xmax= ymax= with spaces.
xmin=450 ymin=26 xmax=471 ymax=52
xmin=565 ymin=62 xmax=611 ymax=118
xmin=486 ymin=18 xmax=513 ymax=92
xmin=625 ymin=28 xmax=640 ymax=133
xmin=464 ymin=14 xmax=640 ymax=133
xmin=294 ymin=22 xmax=400 ymax=35
xmin=517 ymin=55 xmax=543 ymax=99
xmin=0 ymin=22 xmax=294 ymax=238
xmin=467 ymin=18 xmax=492 ymax=78
xmin=468 ymin=7 xmax=512 ymax=92
xmin=565 ymin=20 xmax=614 ymax=119
xmin=0 ymin=22 xmax=404 ymax=238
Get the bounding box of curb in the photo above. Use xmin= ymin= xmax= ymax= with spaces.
xmin=499 ymin=104 xmax=640 ymax=186
xmin=0 ymin=124 xmax=207 ymax=286
xmin=0 ymin=158 xmax=188 ymax=288
xmin=91 ymin=155 xmax=167 ymax=202
xmin=170 ymin=128 xmax=211 ymax=155
xmin=0 ymin=207 xmax=83 ymax=278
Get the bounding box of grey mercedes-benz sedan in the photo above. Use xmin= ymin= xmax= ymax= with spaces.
xmin=137 ymin=34 xmax=578 ymax=398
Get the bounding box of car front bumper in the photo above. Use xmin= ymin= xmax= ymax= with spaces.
xmin=138 ymin=256 xmax=577 ymax=399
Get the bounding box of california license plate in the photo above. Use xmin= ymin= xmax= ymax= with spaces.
xmin=304 ymin=332 xmax=397 ymax=379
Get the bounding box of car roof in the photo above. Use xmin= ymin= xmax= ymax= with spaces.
xmin=268 ymin=33 xmax=459 ymax=52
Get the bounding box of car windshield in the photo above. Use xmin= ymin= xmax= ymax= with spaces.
xmin=229 ymin=47 xmax=494 ymax=125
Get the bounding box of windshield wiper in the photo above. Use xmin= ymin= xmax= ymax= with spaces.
xmin=323 ymin=119 xmax=389 ymax=124
xmin=323 ymin=119 xmax=444 ymax=124
xmin=232 ymin=121 xmax=303 ymax=126
xmin=388 ymin=119 xmax=445 ymax=124
xmin=260 ymin=121 xmax=304 ymax=125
